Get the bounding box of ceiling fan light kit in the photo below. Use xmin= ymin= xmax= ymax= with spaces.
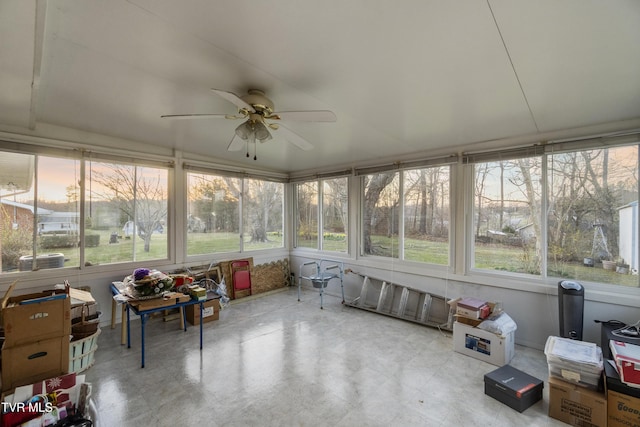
xmin=234 ymin=119 xmax=272 ymax=142
xmin=162 ymin=88 xmax=336 ymax=161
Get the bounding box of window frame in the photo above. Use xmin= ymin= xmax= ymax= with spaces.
xmin=183 ymin=167 xmax=286 ymax=261
xmin=358 ymin=164 xmax=453 ymax=267
xmin=0 ymin=141 xmax=174 ymax=276
xmin=293 ymin=176 xmax=350 ymax=253
xmin=464 ymin=138 xmax=640 ymax=289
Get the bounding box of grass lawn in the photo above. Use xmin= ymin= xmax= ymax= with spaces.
xmin=54 ymin=231 xmax=638 ymax=287
xmin=365 ymin=235 xmax=639 ymax=287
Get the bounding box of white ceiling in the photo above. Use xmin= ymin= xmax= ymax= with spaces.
xmin=1 ymin=0 xmax=639 ymax=175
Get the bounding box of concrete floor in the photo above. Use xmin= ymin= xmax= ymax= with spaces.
xmin=86 ymin=287 xmax=567 ymax=426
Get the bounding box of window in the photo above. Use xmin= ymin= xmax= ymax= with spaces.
xmin=187 ymin=172 xmax=241 ymax=255
xmin=85 ymin=161 xmax=169 ymax=265
xmin=0 ymin=149 xmax=170 ymax=273
xmin=295 ymin=177 xmax=348 ymax=252
xmin=1 ymin=153 xmax=80 ymax=272
xmin=38 ymin=157 xmax=81 ymax=269
xmin=470 ymin=143 xmax=639 ymax=287
xmin=322 ymin=178 xmax=348 ymax=252
xmin=362 ymin=172 xmax=399 ymax=258
xmin=295 ymin=181 xmax=318 ymax=249
xmin=472 ymin=158 xmax=542 ymax=274
xmin=362 ymin=166 xmax=450 ymax=264
xmin=242 ymin=178 xmax=284 ymax=251
xmin=547 ymin=146 xmax=638 ymax=286
xmin=403 ymin=167 xmax=450 ymax=265
xmin=186 ymin=171 xmax=284 ymax=256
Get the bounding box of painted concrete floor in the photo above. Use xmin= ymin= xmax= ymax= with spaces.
xmin=85 ymin=287 xmax=567 ymax=426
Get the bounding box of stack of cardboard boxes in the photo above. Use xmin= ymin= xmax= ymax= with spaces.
xmin=545 ymin=335 xmax=607 ymax=426
xmin=1 ymin=286 xmax=71 ymax=392
xmin=451 ymin=296 xmax=516 ymax=366
xmin=606 ymin=339 xmax=640 ymax=427
xmin=544 ymin=332 xmax=640 ymax=426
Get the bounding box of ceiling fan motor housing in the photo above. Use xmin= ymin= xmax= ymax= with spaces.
xmin=241 ymin=89 xmax=274 ymax=115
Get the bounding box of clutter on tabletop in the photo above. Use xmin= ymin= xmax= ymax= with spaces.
xmin=188 ymin=284 xmax=207 ymax=301
xmin=117 ymin=265 xmax=230 ymax=307
xmin=122 ymin=268 xmax=175 ymax=299
xmin=170 ymin=274 xmax=194 ymax=292
xmin=1 ymin=373 xmax=92 ymax=427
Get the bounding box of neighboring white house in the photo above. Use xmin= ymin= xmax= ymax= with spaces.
xmin=38 ymin=211 xmax=80 ymax=234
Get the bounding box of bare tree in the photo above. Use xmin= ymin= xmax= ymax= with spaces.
xmin=363 ymin=172 xmax=396 ymax=254
xmin=245 ymin=179 xmax=282 ymax=243
xmin=474 ymin=163 xmax=491 ymax=238
xmin=323 ymin=178 xmax=348 ymax=234
xmin=296 ymin=181 xmax=317 ymax=241
xmin=92 ymin=164 xmax=167 ymax=252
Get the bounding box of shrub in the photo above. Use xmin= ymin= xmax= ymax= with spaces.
xmin=85 ymin=234 xmax=100 ymax=247
xmin=40 ymin=234 xmax=77 ymax=248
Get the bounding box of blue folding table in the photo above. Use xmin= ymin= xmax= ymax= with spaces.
xmin=111 ymin=284 xmax=204 ymax=368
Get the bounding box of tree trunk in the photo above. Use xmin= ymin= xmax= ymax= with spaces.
xmin=363 ymin=173 xmax=395 ymax=254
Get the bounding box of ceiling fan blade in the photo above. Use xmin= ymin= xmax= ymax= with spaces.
xmin=271 ymin=110 xmax=336 ymax=122
xmin=273 ymin=123 xmax=314 ymax=151
xmin=211 ymin=89 xmax=255 ymax=113
xmin=227 ymin=134 xmax=245 ymax=151
xmin=161 ymin=113 xmax=228 ymax=120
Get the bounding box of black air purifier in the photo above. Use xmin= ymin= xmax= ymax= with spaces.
xmin=558 ymin=281 xmax=584 ymax=340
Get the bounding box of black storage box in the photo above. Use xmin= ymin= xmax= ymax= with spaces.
xmin=484 ymin=364 xmax=543 ymax=413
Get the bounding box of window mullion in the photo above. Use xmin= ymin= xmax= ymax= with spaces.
xmin=318 ymin=181 xmax=323 ymax=251
xmin=398 ymin=172 xmax=405 ymax=260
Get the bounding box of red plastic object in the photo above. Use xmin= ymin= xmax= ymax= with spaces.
xmin=231 ymin=260 xmax=252 ymax=296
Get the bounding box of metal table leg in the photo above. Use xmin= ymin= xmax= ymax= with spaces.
xmin=126 ymin=304 xmax=131 ymax=348
xmin=199 ymin=302 xmax=203 ymax=349
xmin=120 ymin=304 xmax=126 ymax=345
xmin=140 ymin=313 xmax=147 ymax=368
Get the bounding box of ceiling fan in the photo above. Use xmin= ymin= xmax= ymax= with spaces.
xmin=162 ymin=89 xmax=336 ymax=160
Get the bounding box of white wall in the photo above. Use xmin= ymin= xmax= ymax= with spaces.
xmin=290 ymin=254 xmax=640 ymax=350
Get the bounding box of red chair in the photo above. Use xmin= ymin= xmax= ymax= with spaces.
xmin=231 ymin=260 xmax=252 ymax=298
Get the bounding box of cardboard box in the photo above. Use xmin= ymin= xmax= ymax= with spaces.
xmin=188 ymin=285 xmax=206 ymax=300
xmin=548 ymin=376 xmax=607 ymax=427
xmin=608 ymin=389 xmax=640 ymax=427
xmin=456 ymin=305 xmax=491 ymax=320
xmin=605 ymin=358 xmax=640 ymax=427
xmin=1 ymin=336 xmax=70 ymax=392
xmin=484 ymin=364 xmax=543 ymax=412
xmin=450 ymin=298 xmax=497 ymax=326
xmin=128 ymin=292 xmax=190 ymax=311
xmin=186 ymin=298 xmax=220 ymax=326
xmin=69 ymin=287 xmax=98 ymax=321
xmin=453 ymin=321 xmax=515 ymax=366
xmin=2 ymin=291 xmax=71 ymax=347
xmin=456 ymin=297 xmax=491 ymax=319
